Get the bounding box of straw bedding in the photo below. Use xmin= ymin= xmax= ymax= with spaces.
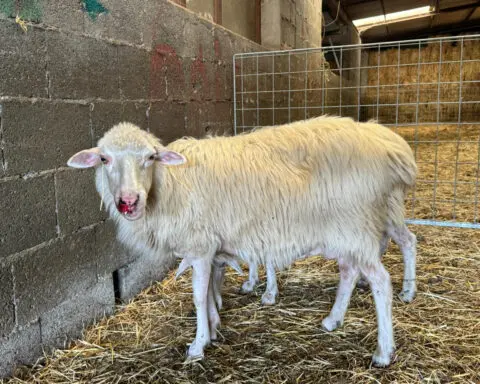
xmin=3 ymin=124 xmax=479 ymax=384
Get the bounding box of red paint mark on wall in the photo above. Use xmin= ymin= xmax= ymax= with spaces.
xmin=150 ymin=43 xmax=184 ymax=99
xmin=214 ymin=39 xmax=221 ymax=59
xmin=190 ymin=45 xmax=209 ymax=97
xmin=214 ymin=39 xmax=224 ymax=100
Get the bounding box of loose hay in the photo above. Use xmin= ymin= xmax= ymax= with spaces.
xmin=3 ymin=225 xmax=479 ymax=384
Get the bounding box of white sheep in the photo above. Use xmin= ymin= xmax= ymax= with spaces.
xmin=67 ymin=116 xmax=417 ymax=367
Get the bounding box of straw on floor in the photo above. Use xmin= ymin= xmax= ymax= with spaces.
xmin=3 ymin=224 xmax=479 ymax=384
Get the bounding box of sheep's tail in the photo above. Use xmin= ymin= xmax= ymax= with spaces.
xmin=387 ymin=143 xmax=417 ymax=188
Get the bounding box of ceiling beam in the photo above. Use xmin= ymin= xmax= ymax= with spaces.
xmin=438 ymin=1 xmax=480 ymax=13
xmin=325 ymin=0 xmax=355 ymax=28
xmin=362 ymin=19 xmax=480 ymax=43
xmin=464 ymin=2 xmax=479 ymax=21
xmin=379 ymin=0 xmax=390 ymax=37
xmin=429 ymin=0 xmax=440 ymax=28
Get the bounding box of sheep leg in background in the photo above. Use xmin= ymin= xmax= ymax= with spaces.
xmin=207 ymin=275 xmax=221 ymax=341
xmin=360 ymin=262 xmax=395 ymax=367
xmin=241 ymin=259 xmax=259 ymax=293
xmin=322 ymin=258 xmax=360 ymax=331
xmin=388 ymin=224 xmax=417 ymax=302
xmin=187 ymin=257 xmax=213 ymax=359
xmin=211 ymin=262 xmax=225 ymax=310
xmin=357 ymin=232 xmax=389 ymax=289
xmin=261 ymin=261 xmax=278 ymax=305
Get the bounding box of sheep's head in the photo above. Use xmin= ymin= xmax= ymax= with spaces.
xmin=67 ymin=122 xmax=186 ymax=220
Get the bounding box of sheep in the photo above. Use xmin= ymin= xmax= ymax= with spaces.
xmin=67 ymin=115 xmax=417 ymax=367
xmin=242 ymin=221 xmax=416 ymax=305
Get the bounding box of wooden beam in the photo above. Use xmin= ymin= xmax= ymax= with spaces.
xmin=255 ymin=0 xmax=261 ymax=44
xmin=379 ymin=0 xmax=390 ymax=37
xmin=171 ymin=0 xmax=186 ymax=7
xmin=464 ymin=3 xmax=479 ymax=21
xmin=214 ymin=0 xmax=222 ymax=25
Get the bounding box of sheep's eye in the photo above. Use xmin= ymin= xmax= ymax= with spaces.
xmin=149 ymin=154 xmax=156 ymax=161
xmin=100 ymin=156 xmax=108 ymax=164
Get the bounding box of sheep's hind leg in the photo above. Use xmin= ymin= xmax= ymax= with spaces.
xmin=388 ymin=224 xmax=417 ymax=303
xmin=322 ymin=258 xmax=360 ymax=331
xmin=261 ymin=261 xmax=278 ymax=305
xmin=357 ymin=232 xmax=389 ymax=289
xmin=241 ymin=259 xmax=259 ymax=293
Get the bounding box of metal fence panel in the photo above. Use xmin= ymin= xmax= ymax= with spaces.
xmin=233 ymin=35 xmax=480 ymax=229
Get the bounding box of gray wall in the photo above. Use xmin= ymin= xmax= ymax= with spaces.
xmin=0 ymin=0 xmax=261 ymax=377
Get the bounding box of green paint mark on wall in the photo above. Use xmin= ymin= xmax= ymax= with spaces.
xmin=0 ymin=0 xmax=42 ymax=22
xmin=82 ymin=0 xmax=108 ymax=20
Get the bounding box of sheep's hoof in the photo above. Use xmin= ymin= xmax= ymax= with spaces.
xmin=240 ymin=280 xmax=256 ymax=294
xmin=321 ymin=316 xmax=342 ymax=332
xmin=372 ymin=348 xmax=395 ymax=368
xmin=184 ymin=354 xmax=204 ymax=364
xmin=399 ymin=289 xmax=415 ymax=303
xmin=186 ymin=340 xmax=207 ymax=361
xmin=261 ymin=291 xmax=276 ymax=305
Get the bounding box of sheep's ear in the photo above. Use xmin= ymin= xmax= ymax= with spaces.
xmin=156 ymin=150 xmax=187 ymax=166
xmin=67 ymin=148 xmax=102 ymax=168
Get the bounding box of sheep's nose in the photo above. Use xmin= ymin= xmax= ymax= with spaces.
xmin=119 ymin=194 xmax=139 ymax=206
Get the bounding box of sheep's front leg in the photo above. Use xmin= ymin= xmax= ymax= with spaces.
xmin=207 ymin=265 xmax=221 ymax=340
xmin=360 ymin=262 xmax=395 ymax=367
xmin=211 ymin=263 xmax=225 ymax=310
xmin=241 ymin=260 xmax=259 ymax=293
xmin=322 ymin=259 xmax=359 ymax=331
xmin=187 ymin=257 xmax=212 ymax=359
xmin=261 ymin=262 xmax=278 ymax=305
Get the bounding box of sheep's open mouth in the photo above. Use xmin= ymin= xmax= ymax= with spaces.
xmin=117 ymin=200 xmax=138 ymax=217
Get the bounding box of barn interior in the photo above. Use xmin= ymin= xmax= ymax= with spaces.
xmin=0 ymin=1 xmax=479 ymax=383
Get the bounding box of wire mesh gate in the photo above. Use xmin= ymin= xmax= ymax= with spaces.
xmin=233 ymin=34 xmax=480 ymax=229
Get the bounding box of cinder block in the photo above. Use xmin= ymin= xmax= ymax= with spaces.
xmin=186 ymin=57 xmax=212 ymax=102
xmin=0 ymin=322 xmax=42 ymax=379
xmin=94 ymin=219 xmax=139 ymax=275
xmin=118 ymin=45 xmax=150 ymax=100
xmin=0 ymin=261 xmax=15 ymax=337
xmin=14 ymin=230 xmax=98 ymax=325
xmin=149 ymin=102 xmax=186 ymax=144
xmin=47 ymin=31 xmax=119 ymax=99
xmin=186 ymin=101 xmax=233 ymax=138
xmin=116 ymin=249 xmax=176 ymax=302
xmin=181 ymin=20 xmax=217 ymax=61
xmin=40 ymin=275 xmax=115 ymax=350
xmin=41 ymin=0 xmax=84 ymax=32
xmin=0 ymin=175 xmax=56 ymax=257
xmin=213 ymin=27 xmax=235 ymax=63
xmin=91 ymin=101 xmax=149 ymax=143
xmin=83 ymin=0 xmax=147 ymax=45
xmin=0 ymin=20 xmax=47 ymax=98
xmin=56 ymin=169 xmax=106 ymax=235
xmin=149 ymin=44 xmax=189 ymax=101
xmin=1 ymin=100 xmax=91 ymax=175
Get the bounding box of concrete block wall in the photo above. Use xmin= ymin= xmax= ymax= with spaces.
xmin=0 ymin=0 xmax=261 ymax=377
xmin=280 ymin=0 xmax=323 ymax=49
